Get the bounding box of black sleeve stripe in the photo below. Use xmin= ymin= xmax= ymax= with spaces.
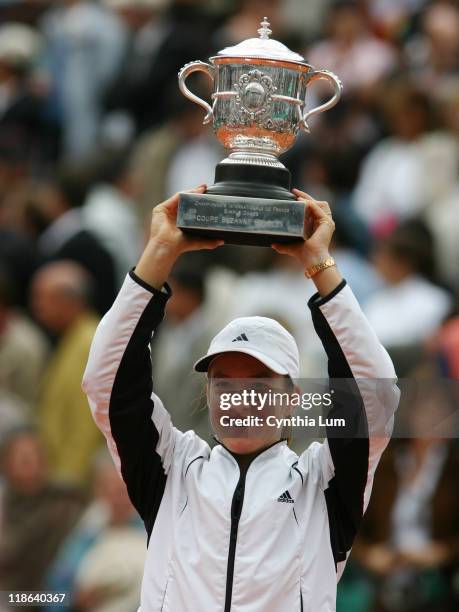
xmin=129 ymin=268 xmax=172 ymax=297
xmin=307 ymin=279 xmax=347 ymax=309
xmin=309 ymin=298 xmax=370 ymax=566
xmin=109 ymin=292 xmax=169 ymax=540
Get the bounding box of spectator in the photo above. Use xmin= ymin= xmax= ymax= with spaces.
xmin=0 ymin=393 xmax=29 ymax=446
xmin=0 ymin=224 xmax=41 ymax=312
xmin=352 ymin=374 xmax=459 ymax=611
xmin=0 ymin=22 xmax=54 ymax=169
xmin=329 ymin=205 xmax=382 ymax=305
xmin=307 ymin=1 xmax=397 ymax=97
xmin=369 ymin=0 xmax=428 ymax=41
xmin=363 ymin=221 xmax=452 ymax=348
xmin=45 ymin=450 xmax=145 ymax=612
xmin=104 ymin=0 xmax=213 ymax=134
xmin=30 ymin=261 xmax=104 ymax=486
xmin=352 ymin=81 xmax=436 ymax=233
xmin=129 ymin=88 xmax=221 ymax=224
xmin=40 ymin=0 xmax=127 ymax=160
xmin=0 ymin=427 xmax=85 ymax=595
xmin=82 ymin=148 xmax=143 ymax=289
xmin=422 ymin=82 xmax=459 ymax=290
xmin=404 ymin=3 xmax=459 ymax=95
xmin=0 ymin=267 xmax=49 ymax=411
xmin=29 ymin=165 xmax=117 ymax=315
xmin=0 ymin=181 xmax=42 ymax=310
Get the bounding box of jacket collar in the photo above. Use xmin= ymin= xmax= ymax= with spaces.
xmin=215 ymin=438 xmax=288 ymax=472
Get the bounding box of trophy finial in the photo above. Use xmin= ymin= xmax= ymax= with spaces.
xmin=258 ymin=17 xmax=272 ymax=40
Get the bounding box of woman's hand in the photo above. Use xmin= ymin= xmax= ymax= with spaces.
xmin=148 ymin=185 xmax=224 ymax=259
xmin=271 ymin=189 xmax=342 ymax=297
xmin=271 ymin=189 xmax=335 ymax=269
xmin=135 ymin=186 xmax=224 ymax=289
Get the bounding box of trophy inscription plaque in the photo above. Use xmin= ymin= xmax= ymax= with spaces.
xmin=177 ymin=18 xmax=342 ymax=246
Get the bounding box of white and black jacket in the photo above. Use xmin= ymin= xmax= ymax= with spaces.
xmin=82 ymin=270 xmax=399 ymax=612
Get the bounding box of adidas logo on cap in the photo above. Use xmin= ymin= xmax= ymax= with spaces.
xmin=193 ymin=315 xmax=300 ymax=379
xmin=232 ymin=333 xmax=249 ymax=342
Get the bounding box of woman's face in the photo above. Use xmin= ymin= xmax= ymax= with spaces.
xmin=207 ymin=352 xmax=293 ymax=455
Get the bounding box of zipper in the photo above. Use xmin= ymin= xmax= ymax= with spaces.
xmin=221 ymin=439 xmax=286 ymax=612
xmin=224 ymin=471 xmax=246 ymax=612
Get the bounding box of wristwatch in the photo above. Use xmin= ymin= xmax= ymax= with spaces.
xmin=304 ymin=256 xmax=336 ymax=278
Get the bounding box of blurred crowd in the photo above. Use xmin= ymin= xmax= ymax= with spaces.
xmin=0 ymin=0 xmax=459 ymax=610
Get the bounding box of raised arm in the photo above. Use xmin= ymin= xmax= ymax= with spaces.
xmin=272 ymin=189 xmax=399 ymax=578
xmin=82 ymin=187 xmax=223 ymax=537
xmin=82 ymin=269 xmax=173 ymax=527
xmin=307 ymin=277 xmax=399 ymax=577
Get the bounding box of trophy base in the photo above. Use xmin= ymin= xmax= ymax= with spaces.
xmin=177 ymin=163 xmax=305 ymax=247
xmin=177 ymin=193 xmax=305 ymax=246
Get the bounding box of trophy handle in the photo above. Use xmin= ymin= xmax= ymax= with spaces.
xmin=178 ymin=61 xmax=216 ymax=125
xmin=301 ymin=69 xmax=343 ymax=133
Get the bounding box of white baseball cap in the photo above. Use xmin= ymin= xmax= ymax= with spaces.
xmin=194 ymin=316 xmax=300 ymax=379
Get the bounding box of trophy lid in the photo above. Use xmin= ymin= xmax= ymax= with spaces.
xmin=215 ymin=17 xmax=306 ymax=65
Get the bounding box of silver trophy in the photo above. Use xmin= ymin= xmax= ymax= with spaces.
xmin=177 ymin=18 xmax=342 ymax=246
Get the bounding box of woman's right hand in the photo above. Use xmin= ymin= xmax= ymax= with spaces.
xmin=135 ymin=185 xmax=224 ymax=289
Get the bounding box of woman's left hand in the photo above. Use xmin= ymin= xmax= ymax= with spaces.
xmin=271 ymin=189 xmax=335 ymax=269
